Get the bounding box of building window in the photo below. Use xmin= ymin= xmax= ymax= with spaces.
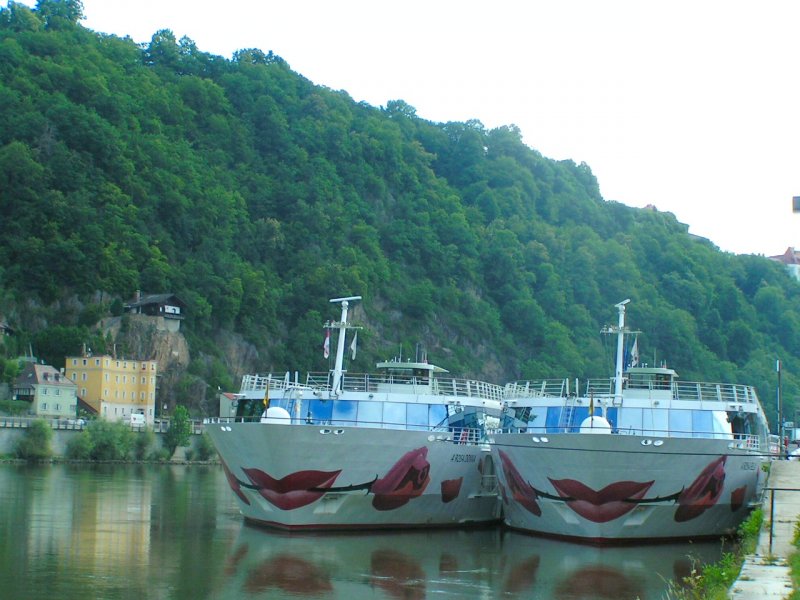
xmin=82 ymin=359 xmax=87 ymax=366
xmin=123 ymin=375 xmax=127 ymax=384
xmin=55 ymin=389 xmax=60 ymax=395
xmin=81 ymin=388 xmax=86 ymax=397
xmin=105 ymin=359 xmax=109 ymax=367
xmin=82 ymin=373 xmax=87 ymax=381
xmin=41 ymin=403 xmax=47 ymax=410
xmin=151 ymin=363 xmax=156 ymax=371
xmin=115 ymin=375 xmax=119 ymax=383
xmin=95 ymin=359 xmax=100 ymax=366
xmin=42 ymin=388 xmax=48 ymax=395
xmin=55 ymin=404 xmax=60 ymax=411
xmin=103 ymin=389 xmax=108 ymax=397
xmin=124 ymin=362 xmax=127 ymax=369
xmin=72 ymin=359 xmax=77 ymax=366
xmin=104 ymin=373 xmax=108 ymax=382
xmin=141 ymin=376 xmax=145 ymax=385
xmin=70 ymin=372 xmax=76 ymax=381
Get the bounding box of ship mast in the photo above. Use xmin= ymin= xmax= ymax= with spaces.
xmin=329 ymin=296 xmax=361 ymax=397
xmin=613 ymin=299 xmax=629 ymax=404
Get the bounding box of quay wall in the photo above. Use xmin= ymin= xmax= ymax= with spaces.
xmin=0 ymin=418 xmax=206 ymax=459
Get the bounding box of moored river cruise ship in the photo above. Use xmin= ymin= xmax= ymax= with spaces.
xmin=491 ymin=299 xmax=772 ymax=543
xmin=206 ymin=296 xmax=503 ymax=530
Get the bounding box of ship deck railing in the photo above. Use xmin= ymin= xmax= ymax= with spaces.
xmin=492 ymin=426 xmax=764 ymax=450
xmin=504 ymin=378 xmax=761 ymax=405
xmin=240 ymin=372 xmax=505 ymax=402
xmin=208 ymin=415 xmax=487 ymax=443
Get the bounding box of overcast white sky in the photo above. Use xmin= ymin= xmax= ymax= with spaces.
xmin=6 ymin=0 xmax=800 ymax=255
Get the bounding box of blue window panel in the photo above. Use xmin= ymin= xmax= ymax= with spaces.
xmin=332 ymin=400 xmax=357 ymax=426
xmin=383 ymin=402 xmax=406 ymax=430
xmin=669 ymin=409 xmax=692 ymax=438
xmin=617 ymin=407 xmax=643 ymax=435
xmin=357 ymin=401 xmax=382 ymax=429
xmin=692 ymin=410 xmax=714 ymax=439
xmin=571 ymin=407 xmax=589 ymax=431
xmin=545 ymin=407 xmax=563 ymax=433
xmin=307 ymin=399 xmax=332 ymax=425
xmin=407 ymin=403 xmax=428 ymax=431
xmin=429 ymin=404 xmax=447 ymax=430
xmin=527 ymin=406 xmax=548 ymax=434
xmin=643 ymin=409 xmax=668 ymax=436
xmin=270 ymin=398 xmax=290 ymax=411
xmin=605 ymin=407 xmax=618 ymax=430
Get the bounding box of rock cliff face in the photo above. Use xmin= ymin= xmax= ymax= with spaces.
xmin=99 ymin=315 xmax=262 ymax=415
xmin=101 ymin=314 xmax=190 ymax=411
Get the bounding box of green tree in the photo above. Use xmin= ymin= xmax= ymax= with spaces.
xmin=164 ymin=405 xmax=191 ymax=457
xmin=13 ymin=418 xmax=53 ymax=460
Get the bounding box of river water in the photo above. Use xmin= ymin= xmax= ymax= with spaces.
xmin=0 ymin=463 xmax=726 ymax=599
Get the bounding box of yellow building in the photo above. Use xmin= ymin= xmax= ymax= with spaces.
xmin=66 ymin=354 xmax=157 ymax=424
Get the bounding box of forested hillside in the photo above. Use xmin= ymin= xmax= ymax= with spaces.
xmin=1 ymin=1 xmax=798 ymax=426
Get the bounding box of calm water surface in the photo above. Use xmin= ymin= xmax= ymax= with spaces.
xmin=0 ymin=464 xmax=726 ymax=599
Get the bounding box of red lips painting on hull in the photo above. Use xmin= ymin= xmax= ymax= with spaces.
xmin=243 ymin=468 xmax=342 ymax=510
xmin=548 ymin=478 xmax=654 ymax=523
xmin=498 ymin=450 xmax=541 ymax=516
xmin=371 ymin=447 xmax=431 ymax=510
xmin=675 ymin=456 xmax=726 ymax=522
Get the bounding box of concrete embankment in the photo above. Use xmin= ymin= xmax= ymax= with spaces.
xmin=0 ymin=417 xmax=205 ymax=458
xmin=729 ymin=460 xmax=800 ymax=599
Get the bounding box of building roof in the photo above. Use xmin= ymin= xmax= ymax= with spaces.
xmin=769 ymin=247 xmax=800 ymax=266
xmin=14 ymin=362 xmax=77 ymax=388
xmin=124 ymin=293 xmax=186 ymax=310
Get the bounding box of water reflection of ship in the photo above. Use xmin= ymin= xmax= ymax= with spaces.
xmin=216 ymin=525 xmax=724 ymax=599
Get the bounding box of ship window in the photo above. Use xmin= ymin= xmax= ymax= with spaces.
xmin=383 ymin=402 xmax=406 ymax=429
xmin=692 ymin=410 xmax=714 ymax=438
xmin=331 ymin=400 xmax=357 ymax=426
xmin=527 ymin=406 xmax=548 ymax=433
xmin=307 ymin=399 xmax=332 ymax=424
xmin=357 ymin=401 xmax=382 ymax=428
xmin=642 ymin=409 xmax=668 ymax=436
xmin=617 ymin=407 xmax=643 ymax=435
xmin=407 ymin=403 xmax=428 ymax=431
xmin=669 ymin=409 xmax=692 ymax=437
xmin=711 ymin=411 xmax=733 ymax=438
xmin=428 ymin=404 xmax=446 ymax=429
xmin=546 ymin=407 xmax=566 ymax=433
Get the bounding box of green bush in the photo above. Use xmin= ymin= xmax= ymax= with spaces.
xmin=86 ymin=419 xmax=133 ymax=461
xmin=13 ymin=419 xmax=53 ymax=460
xmin=132 ymin=427 xmax=155 ymax=461
xmin=194 ymin=432 xmax=217 ymax=462
xmin=65 ymin=430 xmax=93 ymax=459
xmin=148 ymin=447 xmax=171 ymax=462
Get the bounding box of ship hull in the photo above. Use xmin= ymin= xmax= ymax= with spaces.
xmin=207 ymin=422 xmax=500 ymax=530
xmin=491 ymin=432 xmax=765 ymax=543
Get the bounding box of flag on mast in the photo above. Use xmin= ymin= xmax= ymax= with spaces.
xmin=350 ymin=331 xmax=358 ymax=360
xmin=630 ymin=336 xmax=639 ymax=367
xmin=323 ymin=329 xmax=330 ymax=359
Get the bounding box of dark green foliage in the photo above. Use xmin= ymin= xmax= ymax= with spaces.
xmin=83 ymin=419 xmax=133 ymax=460
xmin=192 ymin=431 xmax=217 ymax=462
xmin=65 ymin=429 xmax=91 ymax=459
xmin=132 ymin=426 xmax=155 ymax=460
xmin=13 ymin=418 xmax=52 ymax=460
xmin=0 ymin=3 xmax=799 ymax=432
xmin=164 ymin=405 xmax=191 ymax=457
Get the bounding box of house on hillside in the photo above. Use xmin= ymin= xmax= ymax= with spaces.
xmin=769 ymin=247 xmax=800 ymax=281
xmin=66 ymin=354 xmax=158 ymax=425
xmin=13 ymin=362 xmax=79 ymax=420
xmin=123 ymin=291 xmax=186 ymax=332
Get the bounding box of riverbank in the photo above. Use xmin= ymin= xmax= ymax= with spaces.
xmin=729 ymin=460 xmax=800 ymax=599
